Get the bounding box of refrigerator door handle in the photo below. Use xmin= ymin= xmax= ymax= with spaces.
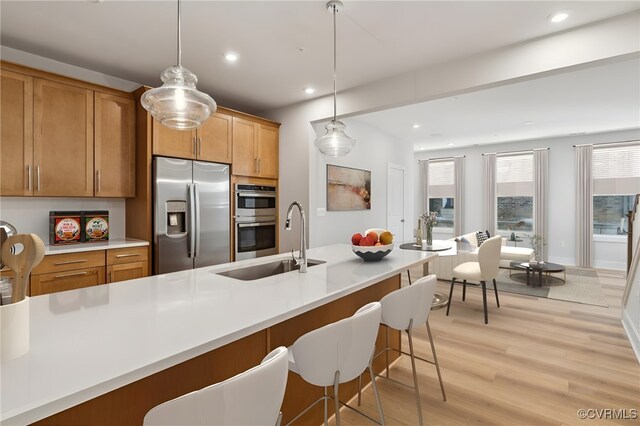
xmin=188 ymin=183 xmax=196 ymax=258
xmin=194 ymin=182 xmax=201 ymax=258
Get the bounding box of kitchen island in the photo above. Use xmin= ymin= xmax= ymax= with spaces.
xmin=1 ymin=244 xmax=436 ymax=425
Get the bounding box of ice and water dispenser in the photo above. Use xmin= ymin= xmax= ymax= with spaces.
xmin=166 ymin=201 xmax=187 ymax=235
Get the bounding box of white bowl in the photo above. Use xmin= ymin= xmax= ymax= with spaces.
xmin=352 ymin=243 xmax=394 ymax=261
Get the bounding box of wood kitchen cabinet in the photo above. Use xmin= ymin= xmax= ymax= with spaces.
xmin=0 ymin=69 xmax=33 ymax=196
xmin=106 ymin=246 xmax=149 ymax=283
xmin=94 ymin=92 xmax=136 ymax=197
xmin=31 ymin=267 xmax=105 ymax=296
xmin=152 ymin=110 xmax=232 ymax=164
xmin=0 ymin=61 xmax=136 ymax=198
xmin=232 ymin=117 xmax=279 ymax=178
xmin=34 ymin=78 xmax=94 ymax=196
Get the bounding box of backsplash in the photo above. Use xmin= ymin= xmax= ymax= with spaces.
xmin=0 ymin=197 xmax=125 ymax=243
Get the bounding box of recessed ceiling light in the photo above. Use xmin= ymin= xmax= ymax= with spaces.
xmin=549 ymin=10 xmax=569 ymax=23
xmin=430 ymin=133 xmax=442 ymax=138
xmin=447 ymin=143 xmax=454 ymax=146
xmin=304 ymin=87 xmax=316 ymax=95
xmin=224 ymin=52 xmax=239 ymax=62
xmin=412 ymin=124 xmax=421 ymax=129
xmin=524 ymin=121 xmax=534 ymax=125
xmin=419 ymin=147 xmax=426 ymax=151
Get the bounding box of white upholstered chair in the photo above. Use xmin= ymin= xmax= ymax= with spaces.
xmin=446 ymin=235 xmax=502 ymax=324
xmin=143 ymin=346 xmax=288 ymax=426
xmin=287 ymin=302 xmax=385 ymax=426
xmin=360 ymin=274 xmax=444 ymax=426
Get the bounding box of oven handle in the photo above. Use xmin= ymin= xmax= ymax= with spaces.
xmin=237 ymin=222 xmax=276 ymax=228
xmin=236 ymin=191 xmax=276 ymax=198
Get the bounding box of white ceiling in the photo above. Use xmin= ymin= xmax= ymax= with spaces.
xmin=351 ymin=57 xmax=640 ymax=151
xmin=1 ymin=1 xmax=639 ymax=113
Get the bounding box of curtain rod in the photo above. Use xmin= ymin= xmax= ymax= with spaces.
xmin=574 ymin=139 xmax=640 ymax=148
xmin=417 ymin=155 xmax=465 ymax=162
xmin=481 ymin=147 xmax=549 ymax=156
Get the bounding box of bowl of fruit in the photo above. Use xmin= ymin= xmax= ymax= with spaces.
xmin=351 ymin=229 xmax=394 ymax=261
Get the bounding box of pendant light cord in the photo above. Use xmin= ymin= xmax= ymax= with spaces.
xmin=177 ymin=0 xmax=182 ymax=67
xmin=332 ymin=5 xmax=337 ymax=122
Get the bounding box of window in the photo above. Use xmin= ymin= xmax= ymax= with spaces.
xmin=593 ymin=143 xmax=640 ymax=235
xmin=496 ymin=153 xmax=533 ymax=233
xmin=428 ymin=160 xmax=454 ymax=229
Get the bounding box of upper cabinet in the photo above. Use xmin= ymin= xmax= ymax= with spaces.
xmin=0 ymin=70 xmax=33 ymax=196
xmin=152 ymin=111 xmax=232 ymax=164
xmin=231 ymin=117 xmax=279 ymax=178
xmin=34 ymin=79 xmax=94 ymax=196
xmin=0 ymin=62 xmax=136 ymax=198
xmin=94 ymin=92 xmax=136 ymax=197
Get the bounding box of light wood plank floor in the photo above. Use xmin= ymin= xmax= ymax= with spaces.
xmin=334 ymin=268 xmax=639 ymax=426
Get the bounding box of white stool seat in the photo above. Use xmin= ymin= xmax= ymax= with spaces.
xmin=287 ymin=350 xmax=299 ymax=374
xmin=144 ymin=346 xmax=288 ymax=426
xmin=452 ymin=261 xmax=482 ymax=281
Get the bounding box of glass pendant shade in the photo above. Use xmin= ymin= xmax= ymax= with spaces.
xmin=141 ymin=65 xmax=216 ymax=130
xmin=315 ymin=119 xmax=356 ymax=157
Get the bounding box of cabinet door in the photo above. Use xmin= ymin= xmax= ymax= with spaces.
xmin=198 ymin=112 xmax=232 ymax=163
xmin=232 ymin=117 xmax=258 ymax=177
xmin=1 ymin=70 xmax=33 ymax=196
xmin=33 ymin=79 xmax=94 ymax=196
xmin=106 ymin=261 xmax=149 ymax=283
xmin=30 ymin=266 xmax=105 ymax=296
xmin=94 ymin=92 xmax=136 ymax=197
xmin=152 ymin=119 xmax=196 ymax=160
xmin=257 ymin=125 xmax=279 ymax=179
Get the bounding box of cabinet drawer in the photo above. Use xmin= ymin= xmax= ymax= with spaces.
xmin=107 ymin=261 xmax=149 ymax=283
xmin=107 ymin=246 xmax=148 ymax=265
xmin=30 ymin=266 xmax=105 ymax=296
xmin=33 ymin=250 xmax=105 ymax=275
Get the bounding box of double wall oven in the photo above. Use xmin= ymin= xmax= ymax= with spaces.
xmin=234 ymin=184 xmax=278 ymax=260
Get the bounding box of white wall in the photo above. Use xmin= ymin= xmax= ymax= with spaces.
xmin=263 ymin=12 xmax=640 ymax=253
xmin=0 ymin=197 xmax=126 ymax=244
xmin=308 ymin=119 xmax=414 ymax=247
xmin=414 ymin=129 xmax=640 ymax=269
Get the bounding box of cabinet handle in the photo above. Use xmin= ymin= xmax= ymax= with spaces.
xmin=115 ymin=253 xmax=140 ymax=258
xmin=54 ymin=271 xmax=88 ymax=279
xmin=258 ymin=158 xmax=261 ymax=174
xmin=27 ymin=165 xmax=32 ymax=191
xmin=197 ymin=137 xmax=202 ymax=156
xmin=36 ymin=166 xmax=40 ymax=192
xmin=193 ymin=137 xmax=197 ymax=156
xmin=96 ymin=170 xmax=101 ymax=193
xmin=54 ymin=259 xmax=87 ymax=266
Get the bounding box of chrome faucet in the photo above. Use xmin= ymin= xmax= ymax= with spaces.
xmin=285 ymin=201 xmax=307 ymax=273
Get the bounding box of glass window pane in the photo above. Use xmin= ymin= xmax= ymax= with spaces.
xmin=428 ymin=198 xmax=454 ymax=228
xmin=593 ymin=195 xmax=635 ymax=235
xmin=497 ymin=196 xmax=533 ymax=232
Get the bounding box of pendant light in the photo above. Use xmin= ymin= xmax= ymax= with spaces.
xmin=141 ymin=0 xmax=216 ymax=130
xmin=315 ymin=0 xmax=356 ymax=157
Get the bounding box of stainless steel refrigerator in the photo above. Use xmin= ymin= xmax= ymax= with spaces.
xmin=154 ymin=156 xmax=230 ymax=274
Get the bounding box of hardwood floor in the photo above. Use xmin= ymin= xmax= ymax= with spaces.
xmin=335 ymin=268 xmax=639 ymax=425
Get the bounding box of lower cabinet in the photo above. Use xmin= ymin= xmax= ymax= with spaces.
xmin=29 ymin=246 xmax=149 ymax=296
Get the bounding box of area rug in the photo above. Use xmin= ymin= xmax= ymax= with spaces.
xmin=486 ymin=266 xmax=608 ymax=307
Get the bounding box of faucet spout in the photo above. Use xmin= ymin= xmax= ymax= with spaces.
xmin=285 ymin=201 xmax=307 ymax=273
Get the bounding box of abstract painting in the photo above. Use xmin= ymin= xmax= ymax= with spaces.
xmin=327 ymin=164 xmax=371 ymax=211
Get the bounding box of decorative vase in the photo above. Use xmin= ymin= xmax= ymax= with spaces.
xmin=510 ymin=232 xmax=516 ymax=241
xmin=426 ymin=227 xmax=433 ymax=246
xmin=416 ymin=219 xmax=422 ymax=246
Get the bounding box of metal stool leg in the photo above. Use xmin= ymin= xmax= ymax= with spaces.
xmin=385 ymin=325 xmax=390 ymax=378
xmin=369 ymin=361 xmax=386 ymax=426
xmin=407 ymin=270 xmax=412 ymax=285
xmin=493 ymin=278 xmax=500 ymax=307
xmin=426 ymin=320 xmax=446 ymax=401
xmin=406 ymin=321 xmax=424 ymax=426
xmin=323 ymin=386 xmax=328 ymax=426
xmin=462 ymin=279 xmax=467 ymax=301
xmin=446 ymin=277 xmax=455 ymax=315
xmin=333 ymin=371 xmax=341 ymax=426
xmin=481 ymin=280 xmax=488 ymax=324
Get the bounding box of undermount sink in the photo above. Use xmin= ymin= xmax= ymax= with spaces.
xmin=216 ymin=258 xmax=326 ymax=281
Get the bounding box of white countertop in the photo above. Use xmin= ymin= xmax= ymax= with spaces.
xmin=0 ymin=244 xmax=436 ymax=425
xmin=44 ymin=239 xmax=149 ymax=255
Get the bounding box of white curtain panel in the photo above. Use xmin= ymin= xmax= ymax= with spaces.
xmin=454 ymin=156 xmax=465 ymax=236
xmin=420 ymin=159 xmax=429 ymax=213
xmin=483 ymin=153 xmax=497 ymax=236
xmin=575 ymin=144 xmax=594 ymax=267
xmin=533 ymin=148 xmax=549 ymax=261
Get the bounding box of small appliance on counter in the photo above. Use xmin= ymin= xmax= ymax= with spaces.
xmin=49 ymin=211 xmax=109 ymax=245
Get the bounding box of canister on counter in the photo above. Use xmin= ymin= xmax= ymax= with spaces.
xmin=49 ymin=211 xmax=82 ymax=245
xmin=83 ymin=211 xmax=109 ymax=242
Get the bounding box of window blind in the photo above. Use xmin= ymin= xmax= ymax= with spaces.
xmin=593 ymin=142 xmax=640 ymax=195
xmin=496 ymin=153 xmax=533 ymax=196
xmin=428 ymin=160 xmax=454 ymax=197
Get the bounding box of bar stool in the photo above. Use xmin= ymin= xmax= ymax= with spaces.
xmin=359 ymin=274 xmax=444 ymax=426
xmin=286 ymin=302 xmax=385 ymax=426
xmin=143 ymin=346 xmax=288 ymax=426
